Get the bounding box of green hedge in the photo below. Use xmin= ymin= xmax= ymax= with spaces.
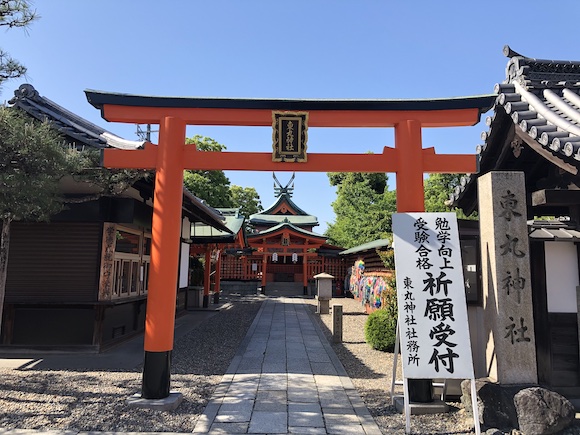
xmin=364 ymin=308 xmax=397 ymax=352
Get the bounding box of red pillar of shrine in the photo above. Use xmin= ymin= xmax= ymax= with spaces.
xmin=214 ymin=251 xmax=222 ymax=304
xmin=261 ymin=254 xmax=268 ymax=293
xmin=395 ymin=120 xmax=425 ymax=213
xmin=141 ymin=116 xmax=185 ymax=399
xmin=203 ymin=249 xmax=211 ymax=308
xmin=302 ymin=256 xmax=308 ymax=295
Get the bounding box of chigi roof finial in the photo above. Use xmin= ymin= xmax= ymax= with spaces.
xmin=273 ymin=172 xmax=295 ymax=198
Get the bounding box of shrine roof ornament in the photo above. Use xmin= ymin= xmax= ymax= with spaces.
xmin=273 ymin=172 xmax=295 ymax=198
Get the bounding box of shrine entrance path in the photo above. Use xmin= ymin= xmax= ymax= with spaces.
xmin=193 ymin=295 xmax=381 ymax=434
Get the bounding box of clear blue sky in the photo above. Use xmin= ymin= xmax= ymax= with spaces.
xmin=3 ymin=1 xmax=580 ymax=234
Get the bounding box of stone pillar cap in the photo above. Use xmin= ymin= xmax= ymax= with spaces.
xmin=313 ymin=272 xmax=334 ymax=279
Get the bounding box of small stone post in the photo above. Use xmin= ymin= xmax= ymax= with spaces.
xmin=332 ymin=304 xmax=343 ymax=343
xmin=478 ymin=171 xmax=537 ymax=384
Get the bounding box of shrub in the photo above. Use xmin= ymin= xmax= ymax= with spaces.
xmin=364 ymin=308 xmax=397 ymax=352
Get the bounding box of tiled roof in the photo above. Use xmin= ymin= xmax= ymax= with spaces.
xmin=529 ymin=220 xmax=580 ymax=241
xmin=9 ymin=84 xmax=144 ymax=150
xmin=190 ymin=213 xmax=243 ymax=242
xmin=253 ymin=193 xmax=314 ymax=218
xmin=339 ymin=239 xmax=391 ymax=256
xmin=451 ymin=46 xmax=580 ymax=211
xmin=247 ymin=221 xmax=327 ymax=241
xmin=250 ymin=192 xmax=318 ymax=226
xmin=250 ymin=215 xmax=318 ymax=226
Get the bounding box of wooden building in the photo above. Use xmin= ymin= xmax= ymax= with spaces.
xmin=451 ymin=47 xmax=580 ymax=398
xmin=1 ymin=84 xmax=229 ymax=351
xmin=220 ymin=174 xmax=346 ymax=296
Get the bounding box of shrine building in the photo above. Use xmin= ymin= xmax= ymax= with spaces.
xmin=219 ymin=174 xmax=346 ymax=296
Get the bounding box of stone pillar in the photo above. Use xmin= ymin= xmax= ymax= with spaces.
xmin=478 ymin=171 xmax=537 ymax=384
xmin=332 ymin=304 xmax=343 ymax=343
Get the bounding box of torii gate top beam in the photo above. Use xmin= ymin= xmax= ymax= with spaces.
xmin=85 ymin=91 xmax=495 ymax=127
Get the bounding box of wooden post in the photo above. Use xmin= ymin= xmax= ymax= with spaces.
xmin=203 ymin=249 xmax=211 ymax=308
xmin=214 ymin=251 xmax=222 ymax=304
xmin=303 ymin=256 xmax=308 ymax=295
xmin=141 ymin=116 xmax=185 ymax=399
xmin=261 ymin=254 xmax=267 ymax=293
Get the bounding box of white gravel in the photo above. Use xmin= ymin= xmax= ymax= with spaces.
xmin=0 ymin=295 xmax=262 ymax=432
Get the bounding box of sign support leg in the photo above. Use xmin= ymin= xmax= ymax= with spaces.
xmin=403 ymin=377 xmax=411 ymax=434
xmin=390 ymin=321 xmax=400 ymax=404
xmin=471 ymin=378 xmax=481 ymax=435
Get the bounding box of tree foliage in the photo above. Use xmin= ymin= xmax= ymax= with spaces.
xmin=325 ymin=171 xmax=396 ymax=249
xmin=230 ymin=185 xmax=262 ymax=218
xmin=183 ymin=135 xmax=262 ymax=215
xmin=184 ymin=136 xmax=234 ymax=207
xmin=67 ymin=148 xmax=150 ymax=202
xmin=423 ymin=173 xmax=475 ymax=219
xmin=0 ymin=0 xmax=37 ymax=89
xmin=0 ymin=107 xmax=75 ymax=221
xmin=0 ymin=106 xmax=77 ymax=335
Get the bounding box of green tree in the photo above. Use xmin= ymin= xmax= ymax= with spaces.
xmin=0 ymin=0 xmax=37 ymax=90
xmin=0 ymin=107 xmax=76 ymax=334
xmin=424 ymin=173 xmax=474 ymax=218
xmin=326 ymin=172 xmax=396 ymax=248
xmin=183 ymin=135 xmax=234 ymax=207
xmin=230 ymin=185 xmax=262 ymax=218
xmin=183 ymin=136 xmax=262 ymax=213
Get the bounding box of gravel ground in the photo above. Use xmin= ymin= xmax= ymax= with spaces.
xmin=0 ymin=294 xmax=579 ymax=434
xmin=0 ymin=294 xmax=263 ymax=433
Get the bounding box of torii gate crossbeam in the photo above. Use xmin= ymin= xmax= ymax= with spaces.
xmin=85 ymin=91 xmax=495 ymax=400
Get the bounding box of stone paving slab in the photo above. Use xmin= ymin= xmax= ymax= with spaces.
xmin=192 ymin=296 xmax=381 ymax=434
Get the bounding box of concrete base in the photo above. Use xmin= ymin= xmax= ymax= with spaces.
xmin=393 ymin=395 xmax=449 ymax=415
xmin=126 ymin=391 xmax=183 ymax=411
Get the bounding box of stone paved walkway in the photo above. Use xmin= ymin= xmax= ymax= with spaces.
xmin=193 ymin=297 xmax=382 ymax=434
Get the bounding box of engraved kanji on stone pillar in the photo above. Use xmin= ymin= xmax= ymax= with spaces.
xmin=478 ymin=171 xmax=537 ymax=384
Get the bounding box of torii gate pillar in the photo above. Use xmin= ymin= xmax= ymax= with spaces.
xmin=141 ymin=116 xmax=186 ymax=399
xmin=396 ymin=120 xmax=424 ymax=212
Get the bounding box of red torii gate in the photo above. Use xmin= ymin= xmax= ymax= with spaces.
xmin=85 ymin=91 xmax=494 ymax=400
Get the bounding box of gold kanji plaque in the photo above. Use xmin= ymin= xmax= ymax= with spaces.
xmin=272 ymin=111 xmax=308 ymax=162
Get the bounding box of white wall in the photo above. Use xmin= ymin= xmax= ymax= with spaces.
xmin=545 ymin=241 xmax=579 ymax=313
xmin=179 ymin=242 xmax=190 ymax=288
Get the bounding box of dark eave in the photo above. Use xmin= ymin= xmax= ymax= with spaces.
xmin=182 ymin=189 xmax=232 ymax=234
xmin=10 ymin=84 xmax=144 ymax=150
xmin=452 ymin=46 xmax=580 ymax=215
xmin=85 ymin=89 xmax=495 ymax=114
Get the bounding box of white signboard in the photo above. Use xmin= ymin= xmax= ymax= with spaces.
xmin=392 ymin=213 xmax=474 ymax=379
